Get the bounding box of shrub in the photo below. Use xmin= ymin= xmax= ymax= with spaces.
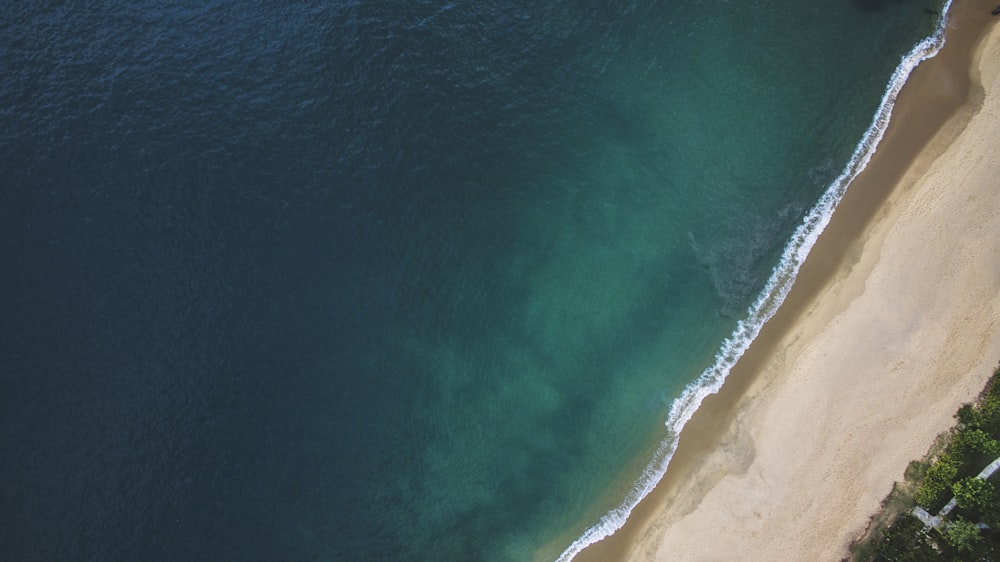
xmin=958 ymin=403 xmax=982 ymax=429
xmin=915 ymin=454 xmax=961 ymax=509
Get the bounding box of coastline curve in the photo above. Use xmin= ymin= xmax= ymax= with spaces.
xmin=555 ymin=2 xmax=955 ymax=560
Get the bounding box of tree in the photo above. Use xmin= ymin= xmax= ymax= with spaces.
xmin=915 ymin=455 xmax=960 ymax=509
xmin=958 ymin=403 xmax=983 ymax=429
xmin=953 ymin=428 xmax=1000 ymax=458
xmin=979 ymin=385 xmax=1000 ymax=435
xmin=953 ymin=476 xmax=995 ymax=512
xmin=943 ymin=516 xmax=982 ymax=553
xmin=873 ymin=514 xmax=939 ymax=562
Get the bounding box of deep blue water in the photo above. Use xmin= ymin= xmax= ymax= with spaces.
xmin=1 ymin=1 xmax=943 ymax=560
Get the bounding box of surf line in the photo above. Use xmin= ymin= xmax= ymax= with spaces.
xmin=556 ymin=2 xmax=954 ymax=560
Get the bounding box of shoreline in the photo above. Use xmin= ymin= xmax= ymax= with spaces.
xmin=573 ymin=3 xmax=1000 ymax=561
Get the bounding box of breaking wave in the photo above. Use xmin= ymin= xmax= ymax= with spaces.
xmin=556 ymin=2 xmax=954 ymax=560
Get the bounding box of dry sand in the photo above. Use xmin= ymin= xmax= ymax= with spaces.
xmin=577 ymin=5 xmax=1000 ymax=562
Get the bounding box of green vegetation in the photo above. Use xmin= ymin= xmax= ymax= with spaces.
xmin=851 ymin=365 xmax=1000 ymax=561
xmin=953 ymin=429 xmax=1000 ymax=458
xmin=943 ymin=517 xmax=982 ymax=554
xmin=913 ymin=454 xmax=960 ymax=510
xmin=953 ymin=476 xmax=995 ymax=512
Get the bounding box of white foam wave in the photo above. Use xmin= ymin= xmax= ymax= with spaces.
xmin=556 ymin=3 xmax=953 ymax=560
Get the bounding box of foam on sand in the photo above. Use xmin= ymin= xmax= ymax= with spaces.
xmin=556 ymin=3 xmax=954 ymax=560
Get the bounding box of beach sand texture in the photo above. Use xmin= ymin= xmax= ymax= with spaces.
xmin=588 ymin=6 xmax=1000 ymax=562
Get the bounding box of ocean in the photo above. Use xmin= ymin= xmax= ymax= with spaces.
xmin=0 ymin=1 xmax=947 ymax=560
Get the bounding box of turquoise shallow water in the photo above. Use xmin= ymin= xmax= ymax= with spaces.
xmin=0 ymin=1 xmax=946 ymax=560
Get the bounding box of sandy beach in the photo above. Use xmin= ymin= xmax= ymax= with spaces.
xmin=574 ymin=5 xmax=1000 ymax=562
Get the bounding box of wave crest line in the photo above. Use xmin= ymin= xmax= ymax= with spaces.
xmin=556 ymin=3 xmax=954 ymax=560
